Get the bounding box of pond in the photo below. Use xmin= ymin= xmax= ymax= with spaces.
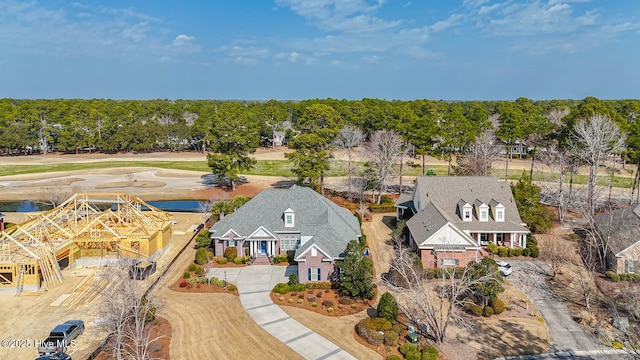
xmin=0 ymin=200 xmax=208 ymax=213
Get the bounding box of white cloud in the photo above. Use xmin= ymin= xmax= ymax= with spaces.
xmin=361 ymin=55 xmax=379 ymax=63
xmin=289 ymin=51 xmax=300 ymax=62
xmin=173 ymin=34 xmax=195 ymax=46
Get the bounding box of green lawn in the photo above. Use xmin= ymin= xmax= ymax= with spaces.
xmin=0 ymin=159 xmax=634 ymax=190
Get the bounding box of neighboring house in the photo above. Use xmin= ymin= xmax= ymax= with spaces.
xmin=209 ymin=185 xmax=361 ymax=283
xmin=593 ymin=205 xmax=640 ymax=274
xmin=395 ymin=176 xmax=530 ymax=268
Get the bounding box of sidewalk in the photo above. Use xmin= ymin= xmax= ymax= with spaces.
xmin=208 ymin=265 xmax=357 ymax=360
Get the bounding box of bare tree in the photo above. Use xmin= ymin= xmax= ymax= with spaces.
xmin=384 ymin=237 xmax=502 ymax=343
xmin=365 ymin=130 xmax=407 ymax=204
xmin=570 ymin=114 xmax=626 ymax=216
xmin=334 ymin=125 xmax=364 ymax=196
xmin=40 ymin=185 xmax=78 ymax=207
xmin=125 ymin=172 xmax=135 ymax=184
xmin=538 ymin=144 xmax=579 ymax=222
xmin=349 ymin=176 xmax=373 ymax=217
xmin=455 ymin=132 xmax=500 ymax=176
xmin=98 ymin=262 xmax=166 ymax=360
xmin=537 ymin=235 xmax=574 ymax=278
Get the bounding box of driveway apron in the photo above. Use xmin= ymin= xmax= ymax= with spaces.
xmin=208 ymin=265 xmax=356 ymax=360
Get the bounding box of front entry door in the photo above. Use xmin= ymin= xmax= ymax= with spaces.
xmin=260 ymin=241 xmax=267 ymax=255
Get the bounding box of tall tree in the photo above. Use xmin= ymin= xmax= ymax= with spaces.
xmin=207 ymin=103 xmax=260 ymax=190
xmin=285 ymin=133 xmax=331 ymax=190
xmin=570 ymin=114 xmax=626 ymax=216
xmin=365 ymin=130 xmax=406 ymax=204
xmin=335 ymin=125 xmax=364 ymax=196
xmin=338 ymin=240 xmax=376 ymax=300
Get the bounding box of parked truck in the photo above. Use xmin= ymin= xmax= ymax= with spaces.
xmin=38 ymin=320 xmax=84 ymax=356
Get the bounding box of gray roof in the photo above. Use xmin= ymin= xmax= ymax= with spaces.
xmin=594 ymin=205 xmax=640 ymax=256
xmin=404 ymin=176 xmax=529 ymax=243
xmin=210 ymin=185 xmax=361 ymax=259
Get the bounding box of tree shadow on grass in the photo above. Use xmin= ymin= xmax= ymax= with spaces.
xmin=271 ymin=179 xmax=296 ymax=189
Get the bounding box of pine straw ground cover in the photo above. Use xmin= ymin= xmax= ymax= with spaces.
xmin=269 ymin=288 xmax=370 ymax=317
xmin=170 ymin=265 xmax=239 ymax=295
xmin=93 ymin=316 xmax=171 ymax=360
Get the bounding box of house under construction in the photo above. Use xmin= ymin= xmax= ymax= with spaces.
xmin=0 ymin=193 xmax=173 ymax=295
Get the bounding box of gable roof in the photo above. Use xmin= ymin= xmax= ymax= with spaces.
xmin=407 ymin=202 xmax=478 ymax=248
xmin=410 ymin=176 xmax=528 ymax=233
xmin=210 ymin=185 xmax=361 ymax=259
xmin=594 ymin=205 xmax=640 ymax=256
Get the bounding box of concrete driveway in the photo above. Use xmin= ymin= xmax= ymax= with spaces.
xmin=208 ymin=265 xmax=356 ymax=360
xmin=504 ymin=260 xmax=631 ymax=360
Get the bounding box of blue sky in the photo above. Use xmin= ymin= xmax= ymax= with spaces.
xmin=1 ymin=0 xmax=638 ymax=101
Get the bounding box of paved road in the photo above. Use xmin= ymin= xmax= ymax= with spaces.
xmin=503 ymin=260 xmax=633 ymax=360
xmin=208 ymin=265 xmax=357 ymax=360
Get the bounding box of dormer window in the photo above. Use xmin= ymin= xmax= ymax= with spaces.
xmin=475 ymin=201 xmax=489 ymax=222
xmin=284 ymin=208 xmax=295 ymax=227
xmin=460 ymin=201 xmax=473 ymax=222
xmin=489 ymin=200 xmax=505 ymax=222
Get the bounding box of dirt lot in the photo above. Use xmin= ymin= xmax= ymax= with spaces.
xmin=0 ymin=212 xmax=201 ymax=360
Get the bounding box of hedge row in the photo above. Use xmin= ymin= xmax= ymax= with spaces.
xmin=606 ymin=271 xmax=640 ymax=282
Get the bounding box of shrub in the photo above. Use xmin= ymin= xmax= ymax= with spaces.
xmin=611 ymin=341 xmax=624 ymax=349
xmin=297 ymin=299 xmax=304 ymax=304
xmin=391 ymin=322 xmax=403 ymax=334
xmin=338 ymin=304 xmax=344 ymax=309
xmin=380 ymin=195 xmax=394 ymax=204
xmin=195 ymin=266 xmax=204 ymax=276
xmin=224 ymin=246 xmax=237 ymax=260
xmin=369 ymin=317 xmax=393 ymax=331
xmin=179 ymin=280 xmax=188 ymax=288
xmin=498 ymin=247 xmax=508 ymax=257
xmin=606 ymin=271 xmax=620 ymax=282
xmin=273 ymin=254 xmax=288 ymax=264
xmin=233 ymin=257 xmax=243 ymax=265
xmin=399 ymin=343 xmax=420 ymax=356
xmin=183 ymin=272 xmax=191 ymax=279
xmin=621 ymin=273 xmax=630 ymax=282
xmin=188 ymin=263 xmax=198 ymax=272
xmin=487 ymin=243 xmax=499 ymax=255
xmin=387 ymin=356 xmax=402 ymax=360
xmin=290 ymin=292 xmax=297 ymax=297
xmin=305 ymin=281 xmax=332 ymax=289
xmin=279 ymin=296 xmax=285 ymax=301
xmin=298 ymin=293 xmax=305 ymax=299
xmin=195 ymin=248 xmax=208 ymax=265
xmin=272 ymin=283 xmax=291 ymax=294
xmin=293 ymin=283 xmax=306 ymax=292
xmin=288 ymin=274 xmax=298 ymax=286
xmin=351 ymin=304 xmax=357 ymax=309
xmin=356 ymin=319 xmax=383 ymax=345
xmin=288 ymin=298 xmax=294 ymax=303
xmin=383 ymin=331 xmax=398 ymax=346
xmin=507 ymin=248 xmax=515 ymax=257
xmin=339 ymin=296 xmax=353 ymax=305
xmin=322 ymin=300 xmax=334 ymax=308
xmin=316 ymin=291 xmax=323 ymax=298
xmin=369 ymin=203 xmax=396 ymax=213
xmin=227 ymin=284 xmax=237 ymax=291
xmin=483 ymin=306 xmax=494 ymax=317
xmin=307 ymin=294 xmax=317 ymax=302
xmin=467 ymin=303 xmax=483 ymax=317
xmin=327 ymin=308 xmax=334 ymax=313
xmin=492 ymin=298 xmax=505 ymax=314
xmin=513 ymin=248 xmax=523 ymax=257
xmin=312 ymin=302 xmax=318 ymax=307
xmin=522 ymin=248 xmax=531 ymax=257
xmin=217 ymin=257 xmax=228 ymax=265
xmin=421 ymin=346 xmax=439 ymax=360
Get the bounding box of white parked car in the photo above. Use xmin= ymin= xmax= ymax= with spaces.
xmin=496 ymin=260 xmax=513 ymax=277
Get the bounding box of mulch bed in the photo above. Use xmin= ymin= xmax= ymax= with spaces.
xmin=270 ymin=288 xmax=370 ymax=317
xmin=169 ymin=266 xmax=239 ymax=295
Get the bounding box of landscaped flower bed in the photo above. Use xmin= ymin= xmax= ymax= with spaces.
xmin=269 ymin=286 xmax=369 ymax=316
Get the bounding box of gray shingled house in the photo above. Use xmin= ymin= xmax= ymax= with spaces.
xmin=593 ymin=205 xmax=640 ymax=274
xmin=209 ymin=185 xmax=361 ymax=283
xmin=395 ymin=176 xmax=529 ymax=268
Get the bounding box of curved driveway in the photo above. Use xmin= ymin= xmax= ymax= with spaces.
xmin=208 ymin=265 xmax=357 ymax=360
xmin=504 ymin=260 xmax=631 ymax=360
